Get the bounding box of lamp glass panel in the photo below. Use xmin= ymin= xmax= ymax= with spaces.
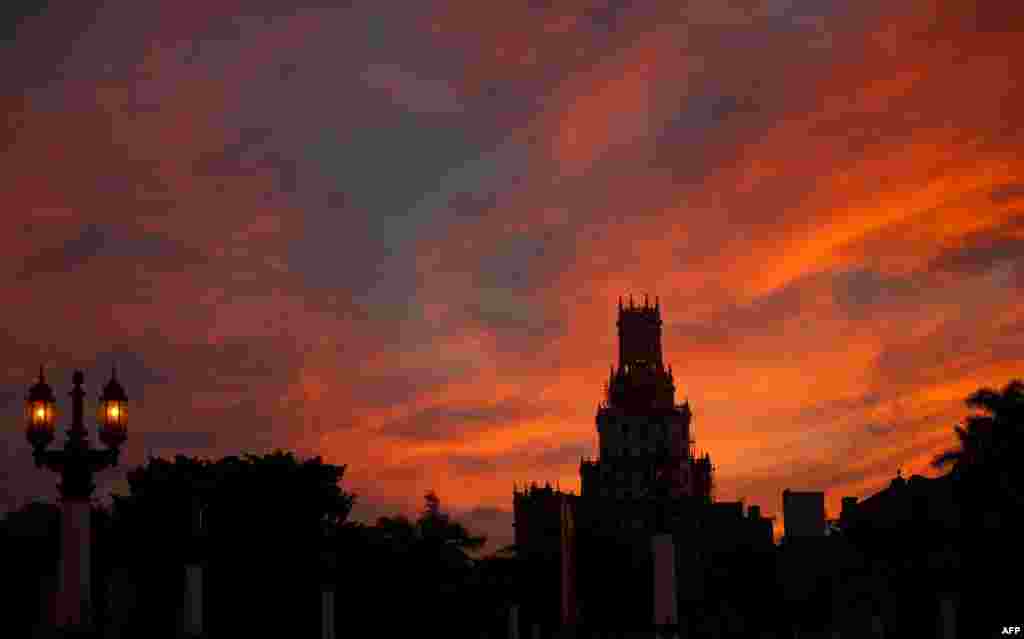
xmin=27 ymin=400 xmax=55 ymax=429
xmin=100 ymin=400 xmax=127 ymax=429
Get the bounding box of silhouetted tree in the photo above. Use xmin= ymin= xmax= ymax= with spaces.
xmin=110 ymin=455 xmax=212 ymax=558
xmin=110 ymin=451 xmax=353 ymax=552
xmin=932 ymin=379 xmax=1024 ymax=480
xmin=931 ymin=378 xmax=1024 ymax=631
xmin=207 ymin=450 xmax=354 ymax=550
xmin=1 ymin=500 xmax=60 ymax=635
xmin=107 ymin=450 xmax=354 ymax=638
xmin=338 ymin=491 xmax=488 ymax=638
xmin=418 ymin=489 xmax=486 ymax=555
xmin=373 ymin=491 xmax=485 ymax=557
xmin=931 ymin=378 xmax=1024 ymax=521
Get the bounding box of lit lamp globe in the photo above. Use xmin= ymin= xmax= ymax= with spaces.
xmin=25 ymin=367 xmax=57 ymax=452
xmin=98 ymin=368 xmax=128 ymax=450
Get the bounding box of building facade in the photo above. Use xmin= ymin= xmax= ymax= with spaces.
xmin=782 ymin=489 xmax=826 ymax=539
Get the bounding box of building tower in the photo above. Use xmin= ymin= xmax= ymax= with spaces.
xmin=513 ymin=297 xmax=771 ymax=634
xmin=580 ymin=295 xmax=713 ymax=502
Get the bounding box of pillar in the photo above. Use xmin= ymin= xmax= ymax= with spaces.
xmin=652 ymin=534 xmax=678 ymax=628
xmin=322 ymin=587 xmax=336 ymax=639
xmin=939 ymin=596 xmax=955 ymax=639
xmin=870 ymin=615 xmax=885 ymax=638
xmin=183 ymin=563 xmax=203 ymax=637
xmin=52 ymin=558 xmax=64 ymax=625
xmin=508 ymin=603 xmax=520 ymax=639
xmin=103 ymin=574 xmax=122 ymax=639
xmin=60 ymin=497 xmax=92 ymax=630
xmin=321 ymin=549 xmax=337 ymax=639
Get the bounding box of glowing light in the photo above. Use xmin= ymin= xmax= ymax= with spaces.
xmin=35 ymin=407 xmax=45 ymax=420
xmin=108 ymin=405 xmax=120 ymax=419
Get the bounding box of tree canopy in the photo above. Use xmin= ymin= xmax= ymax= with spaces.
xmin=109 ymin=450 xmax=354 ymax=561
xmin=931 ymin=378 xmax=1024 ymax=509
xmin=932 ymin=379 xmax=1024 ymax=472
xmin=103 ymin=450 xmax=356 ymax=637
xmin=373 ymin=490 xmax=486 ymax=574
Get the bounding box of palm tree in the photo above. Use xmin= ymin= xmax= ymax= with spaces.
xmin=931 ymin=378 xmax=1024 ymax=534
xmin=930 ymin=380 xmax=1023 ymax=639
xmin=931 ymin=379 xmax=1024 ymax=476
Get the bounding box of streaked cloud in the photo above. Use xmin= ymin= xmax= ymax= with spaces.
xmin=1 ymin=0 xmax=1021 ymax=545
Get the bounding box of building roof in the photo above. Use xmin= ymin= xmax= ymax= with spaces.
xmin=847 ymin=472 xmax=959 ymax=530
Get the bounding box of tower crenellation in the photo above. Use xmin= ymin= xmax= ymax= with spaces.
xmin=616 ymin=294 xmax=663 ymax=369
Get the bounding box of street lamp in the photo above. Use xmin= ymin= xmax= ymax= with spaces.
xmin=26 ymin=365 xmax=57 ymax=451
xmin=98 ymin=369 xmax=128 ymax=450
xmin=26 ymin=366 xmax=129 ymax=632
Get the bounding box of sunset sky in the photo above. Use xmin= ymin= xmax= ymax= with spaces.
xmin=2 ymin=1 xmax=1021 ymax=551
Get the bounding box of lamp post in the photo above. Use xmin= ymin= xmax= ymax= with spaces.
xmin=26 ymin=366 xmax=128 ymax=633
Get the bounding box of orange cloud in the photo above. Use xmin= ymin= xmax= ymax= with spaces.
xmin=549 ymin=28 xmax=686 ymax=176
xmin=4 ymin=0 xmax=1023 ymax=549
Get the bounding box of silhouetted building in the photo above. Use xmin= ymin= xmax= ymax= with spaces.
xmin=514 ymin=296 xmax=774 ymax=634
xmin=776 ymin=473 xmax=971 ymax=638
xmin=581 ymin=296 xmax=712 ymax=503
xmin=839 ymin=470 xmax=960 ymax=536
xmin=511 ymin=482 xmax=576 ymax=632
xmin=782 ymin=489 xmax=826 ymax=539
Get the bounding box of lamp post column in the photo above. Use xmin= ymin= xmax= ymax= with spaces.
xmin=58 ymin=372 xmax=97 ymax=630
xmin=182 ymin=497 xmax=206 ymax=638
xmin=321 ymin=548 xmax=338 ymax=639
xmin=26 ymin=367 xmax=127 ymax=634
xmin=60 ymin=494 xmax=93 ymax=628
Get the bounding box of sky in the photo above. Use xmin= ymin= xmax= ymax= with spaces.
xmin=1 ymin=0 xmax=1022 ymax=551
